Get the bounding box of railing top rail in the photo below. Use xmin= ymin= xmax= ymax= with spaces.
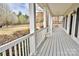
xmin=0 ymin=34 xmax=29 ymax=52
xmin=35 ymin=27 xmax=47 ymax=33
xmin=0 ymin=27 xmax=48 ymax=53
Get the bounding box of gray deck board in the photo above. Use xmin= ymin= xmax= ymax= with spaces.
xmin=49 ymin=36 xmax=54 ymax=56
xmin=45 ymin=37 xmax=52 ymax=56
xmin=37 ymin=38 xmax=49 ymax=56
xmin=41 ymin=37 xmax=51 ymax=56
xmin=35 ymin=28 xmax=79 ymax=56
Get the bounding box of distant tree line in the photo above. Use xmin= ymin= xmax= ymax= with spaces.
xmin=0 ymin=11 xmax=44 ymax=27
xmin=0 ymin=11 xmax=29 ymax=27
xmin=17 ymin=12 xmax=29 ymax=24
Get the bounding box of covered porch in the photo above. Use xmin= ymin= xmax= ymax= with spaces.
xmin=0 ymin=3 xmax=79 ymax=56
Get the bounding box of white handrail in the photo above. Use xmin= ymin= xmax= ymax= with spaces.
xmin=30 ymin=27 xmax=48 ymax=56
xmin=0 ymin=27 xmax=48 ymax=56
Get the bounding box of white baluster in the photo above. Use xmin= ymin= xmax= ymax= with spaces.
xmin=18 ymin=43 xmax=21 ymax=56
xmin=14 ymin=46 xmax=17 ymax=56
xmin=3 ymin=51 xmax=6 ymax=56
xmin=24 ymin=39 xmax=27 ymax=56
xmin=9 ymin=48 xmax=12 ymax=56
xmin=22 ymin=41 xmax=24 ymax=56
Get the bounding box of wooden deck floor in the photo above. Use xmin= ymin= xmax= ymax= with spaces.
xmin=35 ymin=28 xmax=79 ymax=56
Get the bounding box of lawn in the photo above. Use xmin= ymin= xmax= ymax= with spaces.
xmin=0 ymin=25 xmax=29 ymax=35
xmin=0 ymin=24 xmax=43 ymax=45
xmin=0 ymin=25 xmax=30 ymax=45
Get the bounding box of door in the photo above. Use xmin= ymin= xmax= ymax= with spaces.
xmin=63 ymin=17 xmax=65 ymax=28
xmin=69 ymin=14 xmax=73 ymax=35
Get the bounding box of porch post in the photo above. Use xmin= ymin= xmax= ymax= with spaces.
xmin=67 ymin=15 xmax=71 ymax=34
xmin=29 ymin=3 xmax=36 ymax=54
xmin=43 ymin=9 xmax=47 ymax=28
xmin=71 ymin=13 xmax=76 ymax=37
xmin=48 ymin=12 xmax=53 ymax=35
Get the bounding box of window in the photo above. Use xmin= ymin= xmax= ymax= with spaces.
xmin=65 ymin=15 xmax=68 ymax=29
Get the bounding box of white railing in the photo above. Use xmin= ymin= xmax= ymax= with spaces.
xmin=36 ymin=27 xmax=47 ymax=47
xmin=0 ymin=27 xmax=47 ymax=56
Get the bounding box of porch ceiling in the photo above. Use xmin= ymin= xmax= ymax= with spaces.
xmin=47 ymin=3 xmax=73 ymax=16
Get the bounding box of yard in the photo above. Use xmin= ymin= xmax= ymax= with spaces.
xmin=0 ymin=25 xmax=29 ymax=35
xmin=0 ymin=24 xmax=43 ymax=46
xmin=0 ymin=25 xmax=30 ymax=45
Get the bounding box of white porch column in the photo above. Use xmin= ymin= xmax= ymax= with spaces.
xmin=43 ymin=9 xmax=47 ymax=28
xmin=29 ymin=3 xmax=36 ymax=54
xmin=67 ymin=14 xmax=71 ymax=34
xmin=78 ymin=20 xmax=79 ymax=38
xmin=48 ymin=12 xmax=53 ymax=35
xmin=71 ymin=13 xmax=76 ymax=37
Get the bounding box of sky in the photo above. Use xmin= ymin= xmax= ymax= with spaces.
xmin=8 ymin=3 xmax=43 ymax=16
xmin=8 ymin=3 xmax=29 ymax=15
